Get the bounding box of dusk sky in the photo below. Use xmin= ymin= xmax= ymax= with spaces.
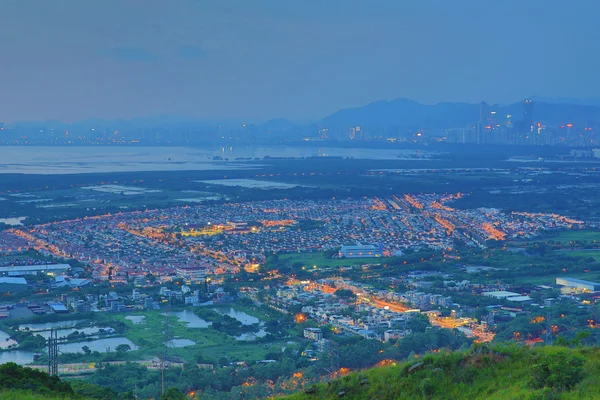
xmin=1 ymin=0 xmax=599 ymax=123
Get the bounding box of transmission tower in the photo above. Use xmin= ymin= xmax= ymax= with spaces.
xmin=322 ymin=339 xmax=340 ymax=379
xmin=47 ymin=329 xmax=58 ymax=375
xmin=545 ymin=309 xmax=553 ymax=345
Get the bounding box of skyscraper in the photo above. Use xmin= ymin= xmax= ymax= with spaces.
xmin=523 ymin=99 xmax=533 ymax=131
xmin=476 ymin=101 xmax=488 ymax=144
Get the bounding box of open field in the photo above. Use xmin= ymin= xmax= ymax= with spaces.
xmin=279 ymin=252 xmax=386 ymax=268
xmin=555 ymin=249 xmax=600 ymax=262
xmin=541 ymin=230 xmax=600 ymax=243
xmin=509 ymin=229 xmax=600 ymax=245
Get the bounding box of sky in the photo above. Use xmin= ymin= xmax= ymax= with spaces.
xmin=1 ymin=0 xmax=599 ymax=123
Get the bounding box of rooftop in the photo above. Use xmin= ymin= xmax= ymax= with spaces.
xmin=557 ymin=277 xmax=600 ymax=286
xmin=0 ymin=277 xmax=27 ymax=285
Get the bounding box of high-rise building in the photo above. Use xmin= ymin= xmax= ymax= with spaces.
xmin=523 ymin=99 xmax=533 ymax=131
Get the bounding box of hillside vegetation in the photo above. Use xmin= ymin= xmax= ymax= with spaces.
xmin=0 ymin=391 xmax=73 ymax=400
xmin=285 ymin=344 xmax=600 ymax=400
xmin=0 ymin=362 xmax=122 ymax=400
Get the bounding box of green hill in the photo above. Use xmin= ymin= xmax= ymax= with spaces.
xmin=0 ymin=362 xmax=120 ymax=400
xmin=284 ymin=344 xmax=600 ymax=400
xmin=0 ymin=390 xmax=74 ymax=400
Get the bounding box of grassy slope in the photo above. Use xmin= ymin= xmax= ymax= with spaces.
xmin=0 ymin=391 xmax=73 ymax=400
xmin=284 ymin=345 xmax=600 ymax=400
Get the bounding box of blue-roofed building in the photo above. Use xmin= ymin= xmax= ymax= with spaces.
xmin=48 ymin=302 xmax=69 ymax=314
xmin=357 ymin=329 xmax=380 ymax=340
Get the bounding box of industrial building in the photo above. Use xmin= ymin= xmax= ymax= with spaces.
xmin=339 ymin=242 xmax=383 ymax=258
xmin=556 ymin=277 xmax=600 ymax=294
xmin=0 ymin=264 xmax=70 ymax=277
xmin=483 ymin=291 xmax=533 ymax=303
xmin=48 ymin=302 xmax=69 ymax=313
xmin=0 ymin=277 xmax=28 ymax=293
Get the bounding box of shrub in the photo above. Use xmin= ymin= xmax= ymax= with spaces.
xmin=530 ymin=351 xmax=584 ymax=391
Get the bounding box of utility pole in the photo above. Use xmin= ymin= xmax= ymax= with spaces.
xmin=542 ymin=294 xmax=553 ymax=345
xmin=161 ymin=317 xmax=174 ymax=396
xmin=161 ymin=360 xmax=165 ymax=397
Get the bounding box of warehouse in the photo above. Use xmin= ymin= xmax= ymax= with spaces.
xmin=556 ymin=277 xmax=600 ymax=294
xmin=0 ymin=264 xmax=70 ymax=277
xmin=0 ymin=277 xmax=28 ymax=293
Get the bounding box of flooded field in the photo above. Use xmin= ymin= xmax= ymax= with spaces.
xmin=0 ymin=330 xmax=17 ymax=349
xmin=19 ymin=320 xmax=88 ymax=331
xmin=125 ymin=315 xmax=146 ymax=325
xmin=168 ymin=310 xmax=212 ymax=328
xmin=166 ymin=338 xmax=196 ymax=348
xmin=59 ymin=337 xmax=138 ymax=354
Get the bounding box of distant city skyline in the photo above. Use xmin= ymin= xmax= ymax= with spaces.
xmin=1 ymin=0 xmax=599 ymax=123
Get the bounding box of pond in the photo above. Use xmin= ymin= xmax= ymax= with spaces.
xmin=36 ymin=327 xmax=104 ymax=339
xmin=211 ymin=307 xmax=260 ymax=325
xmin=0 ymin=350 xmax=37 ymax=365
xmin=125 ymin=315 xmax=146 ymax=325
xmin=19 ymin=319 xmax=88 ymax=331
xmin=0 ymin=217 xmax=27 ymax=226
xmin=168 ymin=310 xmax=211 ymax=328
xmin=0 ymin=330 xmax=17 ymax=349
xmin=59 ymin=337 xmax=138 ymax=354
xmin=235 ymin=329 xmax=268 ymax=341
xmin=209 ymin=306 xmax=268 ymax=341
xmin=165 ymin=338 xmax=196 ymax=348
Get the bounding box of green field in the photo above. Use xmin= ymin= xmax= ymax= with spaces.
xmin=558 ymin=249 xmax=600 ymax=262
xmin=279 ymin=252 xmax=386 ymax=268
xmin=115 ymin=307 xmax=289 ymax=364
xmin=527 ymin=229 xmax=600 ymax=244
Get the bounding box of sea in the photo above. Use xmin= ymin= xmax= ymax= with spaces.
xmin=0 ymin=145 xmax=435 ymax=174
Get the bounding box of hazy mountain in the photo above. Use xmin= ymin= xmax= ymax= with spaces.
xmin=530 ymin=96 xmax=600 ymax=108
xmin=9 ymin=99 xmax=600 ymax=138
xmin=320 ymin=98 xmax=480 ymax=130
xmin=319 ymin=98 xmax=600 ymax=131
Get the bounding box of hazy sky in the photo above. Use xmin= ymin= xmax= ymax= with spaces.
xmin=1 ymin=0 xmax=599 ymax=122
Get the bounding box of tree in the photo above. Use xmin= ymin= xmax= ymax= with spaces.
xmin=531 ymin=351 xmax=584 ymax=390
xmin=115 ymin=344 xmax=131 ymax=354
xmin=82 ymin=345 xmax=92 ymax=355
xmin=161 ymin=387 xmax=186 ymax=400
xmin=407 ymin=313 xmax=431 ymax=333
xmin=334 ymin=289 xmax=356 ymax=301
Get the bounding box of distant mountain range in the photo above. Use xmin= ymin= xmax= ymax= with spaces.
xmin=317 ymin=98 xmax=600 ymax=131
xmin=10 ymin=98 xmax=600 ymax=134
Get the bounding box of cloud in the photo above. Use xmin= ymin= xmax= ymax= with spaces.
xmin=177 ymin=45 xmax=206 ymax=60
xmin=104 ymin=46 xmax=161 ymax=62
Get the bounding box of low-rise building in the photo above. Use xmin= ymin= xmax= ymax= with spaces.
xmin=303 ymin=327 xmax=323 ymax=341
xmin=384 ymin=329 xmax=408 ymax=342
xmin=339 ymin=242 xmax=383 ymax=258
